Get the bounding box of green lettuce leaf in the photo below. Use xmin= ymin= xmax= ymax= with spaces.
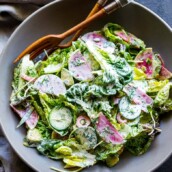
xmin=125 ymin=132 xmax=154 ymax=156
xmin=103 ymin=23 xmax=145 ymax=53
xmin=85 ymin=41 xmax=133 ymax=93
xmin=154 ymin=82 xmax=172 ymax=106
xmin=95 ymin=142 xmax=123 ymax=161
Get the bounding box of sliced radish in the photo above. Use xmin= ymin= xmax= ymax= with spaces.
xmin=33 ymin=74 xmax=66 ymax=96
xmin=81 ymin=32 xmax=115 ymax=54
xmin=116 ymin=113 xmax=127 ymax=124
xmin=21 ymin=73 xmax=36 ymax=82
xmin=156 ymin=54 xmax=164 ymax=67
xmin=10 ymin=104 xmax=38 ymax=129
xmin=123 ymin=84 xmax=153 ymax=112
xmin=96 ymin=113 xmax=124 ymax=144
xmin=135 ymin=48 xmax=153 ymax=79
xmin=128 ymin=33 xmax=142 ymax=48
xmin=158 ymin=66 xmax=172 ymax=80
xmin=76 ymin=115 xmax=91 ymax=128
xmin=68 ymin=50 xmax=94 ymax=81
xmin=114 ymin=30 xmax=129 ymax=42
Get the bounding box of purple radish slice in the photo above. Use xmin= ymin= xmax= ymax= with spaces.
xmin=96 ymin=113 xmax=124 ymax=144
xmin=127 ymin=33 xmax=143 ymax=48
xmin=123 ymin=84 xmax=153 ymax=112
xmin=81 ymin=32 xmax=115 ymax=54
xmin=115 ymin=31 xmax=142 ymax=49
xmin=76 ymin=115 xmax=91 ymax=128
xmin=156 ymin=54 xmax=164 ymax=67
xmin=33 ymin=74 xmax=66 ymax=96
xmin=116 ymin=113 xmax=127 ymax=124
xmin=68 ymin=50 xmax=94 ymax=81
xmin=135 ymin=48 xmax=154 ymax=79
xmin=158 ymin=66 xmax=172 ymax=80
xmin=10 ymin=105 xmax=38 ymax=129
xmin=114 ymin=30 xmax=129 ymax=42
xmin=21 ymin=73 xmax=37 ymax=82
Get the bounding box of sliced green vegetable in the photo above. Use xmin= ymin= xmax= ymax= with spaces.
xmin=74 ymin=127 xmax=97 ymax=150
xmin=119 ymin=97 xmax=141 ymax=120
xmin=44 ymin=64 xmax=62 ymax=74
xmin=49 ymin=107 xmax=73 ymax=131
xmin=61 ymin=68 xmax=74 ymax=86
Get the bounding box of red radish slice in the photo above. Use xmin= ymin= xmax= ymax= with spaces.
xmin=115 ymin=31 xmax=141 ymax=48
xmin=156 ymin=54 xmax=165 ymax=67
xmin=116 ymin=113 xmax=127 ymax=124
xmin=135 ymin=48 xmax=153 ymax=79
xmin=158 ymin=66 xmax=172 ymax=80
xmin=96 ymin=113 xmax=124 ymax=144
xmin=82 ymin=32 xmax=115 ymax=54
xmin=76 ymin=115 xmax=91 ymax=128
xmin=115 ymin=30 xmax=129 ymax=42
xmin=128 ymin=33 xmax=142 ymax=48
xmin=21 ymin=74 xmax=36 ymax=82
xmin=33 ymin=74 xmax=66 ymax=96
xmin=68 ymin=51 xmax=94 ymax=81
xmin=10 ymin=105 xmax=38 ymax=129
xmin=123 ymin=84 xmax=153 ymax=112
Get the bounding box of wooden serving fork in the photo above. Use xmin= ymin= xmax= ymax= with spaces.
xmin=14 ymin=0 xmax=133 ymax=63
xmin=58 ymin=0 xmax=108 ymax=48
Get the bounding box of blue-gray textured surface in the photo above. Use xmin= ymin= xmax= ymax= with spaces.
xmin=136 ymin=0 xmax=172 ymax=27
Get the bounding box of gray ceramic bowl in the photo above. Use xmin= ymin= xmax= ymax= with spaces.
xmin=0 ymin=0 xmax=172 ymax=172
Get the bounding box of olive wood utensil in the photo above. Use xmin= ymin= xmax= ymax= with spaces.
xmin=14 ymin=0 xmax=133 ymax=63
xmin=58 ymin=0 xmax=108 ymax=48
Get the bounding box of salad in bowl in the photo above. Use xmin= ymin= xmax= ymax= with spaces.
xmin=10 ymin=23 xmax=172 ymax=171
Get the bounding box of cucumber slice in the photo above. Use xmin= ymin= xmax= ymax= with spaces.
xmin=127 ymin=117 xmax=140 ymax=126
xmin=49 ymin=107 xmax=72 ymax=131
xmin=119 ymin=97 xmax=141 ymax=120
xmin=61 ymin=68 xmax=74 ymax=86
xmin=74 ymin=127 xmax=97 ymax=150
xmin=44 ymin=64 xmax=62 ymax=74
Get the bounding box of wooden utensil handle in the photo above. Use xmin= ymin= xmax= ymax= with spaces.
xmin=70 ymin=0 xmax=108 ymax=42
xmin=61 ymin=8 xmax=106 ymax=38
xmin=61 ymin=0 xmax=123 ymax=38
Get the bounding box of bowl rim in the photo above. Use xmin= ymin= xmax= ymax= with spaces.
xmin=0 ymin=0 xmax=172 ymax=171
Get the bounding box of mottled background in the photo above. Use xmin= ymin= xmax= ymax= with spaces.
xmin=137 ymin=0 xmax=172 ymax=27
